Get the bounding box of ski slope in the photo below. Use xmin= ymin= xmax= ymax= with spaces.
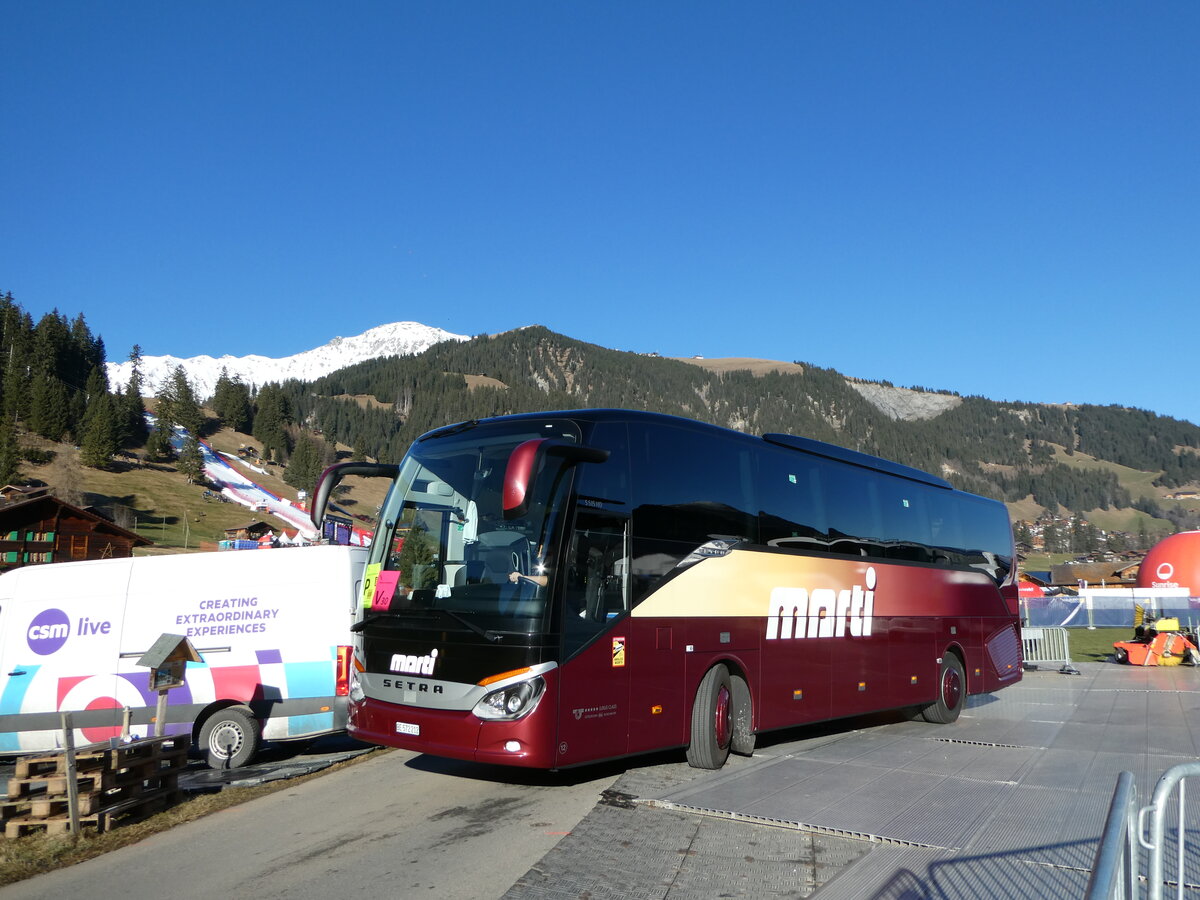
xmin=148 ymin=415 xmax=319 ymax=539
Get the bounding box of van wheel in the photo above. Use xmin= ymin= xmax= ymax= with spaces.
xmin=920 ymin=655 xmax=965 ymax=724
xmin=730 ymin=673 xmax=755 ymax=757
xmin=687 ymin=664 xmax=732 ymax=769
xmin=199 ymin=706 xmax=260 ymax=768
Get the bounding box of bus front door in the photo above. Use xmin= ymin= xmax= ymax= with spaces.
xmin=554 ymin=511 xmax=631 ymax=767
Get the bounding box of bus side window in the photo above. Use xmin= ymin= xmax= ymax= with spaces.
xmin=822 ymin=464 xmax=883 ymax=557
xmin=927 ymin=491 xmax=965 ymax=567
xmin=628 ymin=422 xmax=757 ymax=602
xmin=758 ymin=448 xmax=827 ymax=550
xmin=877 ymin=480 xmax=932 ymax=563
xmin=959 ymin=495 xmax=1014 ymax=584
xmin=562 ymin=512 xmax=629 ymax=659
xmin=576 ymin=421 xmax=630 ymax=507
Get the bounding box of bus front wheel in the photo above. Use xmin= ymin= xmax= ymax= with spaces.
xmin=687 ymin=664 xmax=733 ymax=769
xmin=920 ymin=654 xmax=965 ymax=725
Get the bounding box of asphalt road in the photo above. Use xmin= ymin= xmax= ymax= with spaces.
xmin=0 ymin=748 xmax=621 ymax=900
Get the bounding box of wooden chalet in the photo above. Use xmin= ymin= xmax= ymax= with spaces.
xmin=0 ymin=488 xmax=152 ymax=571
xmin=1050 ymin=561 xmax=1138 ymax=589
xmin=223 ymin=521 xmax=274 ymax=541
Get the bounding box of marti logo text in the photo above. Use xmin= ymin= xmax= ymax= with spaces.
xmin=766 ymin=568 xmax=876 ymax=640
xmin=390 ymin=649 xmax=439 ymax=675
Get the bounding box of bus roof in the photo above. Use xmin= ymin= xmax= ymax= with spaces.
xmin=421 ymin=409 xmax=953 ymax=491
xmin=762 ymin=432 xmax=953 ymax=490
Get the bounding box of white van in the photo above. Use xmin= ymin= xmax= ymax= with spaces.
xmin=0 ymin=544 xmax=367 ymax=767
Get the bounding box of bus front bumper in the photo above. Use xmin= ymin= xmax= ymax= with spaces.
xmin=348 ymin=694 xmax=558 ymax=768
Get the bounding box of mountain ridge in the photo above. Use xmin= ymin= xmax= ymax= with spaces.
xmin=106 ymin=321 xmax=470 ymax=400
xmin=108 ymin=320 xmax=994 ymax=427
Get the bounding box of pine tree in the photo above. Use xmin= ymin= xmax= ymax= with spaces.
xmin=253 ymin=383 xmax=292 ymax=462
xmin=213 ymin=368 xmax=252 ymax=432
xmin=29 ymin=373 xmax=70 ymax=441
xmin=118 ymin=345 xmax=149 ymax=448
xmin=84 ymin=365 xmax=109 ymax=402
xmin=284 ymin=434 xmax=318 ymax=492
xmin=157 ymin=365 xmax=203 ymax=436
xmin=177 ymin=435 xmax=205 ymax=483
xmin=146 ymin=424 xmax=175 ymax=461
xmin=1 ymin=307 xmax=33 ymax=423
xmin=0 ymin=416 xmax=20 ymax=485
xmin=128 ymin=344 xmax=145 ymax=396
xmin=80 ymin=394 xmax=119 ymax=469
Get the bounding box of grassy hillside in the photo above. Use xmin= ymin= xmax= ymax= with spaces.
xmin=24 ymin=441 xmax=256 ymax=550
xmin=287 ymin=328 xmax=1200 ymax=536
xmin=12 ymin=325 xmax=1200 ymax=553
xmin=17 ymin=422 xmax=388 ymax=553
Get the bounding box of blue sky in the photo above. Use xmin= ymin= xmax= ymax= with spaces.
xmin=3 ymin=3 xmax=1198 ymax=424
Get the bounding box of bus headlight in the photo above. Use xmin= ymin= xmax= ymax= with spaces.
xmin=473 ymin=676 xmax=546 ymax=721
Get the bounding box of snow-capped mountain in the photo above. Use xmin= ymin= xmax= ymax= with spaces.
xmin=105 ymin=321 xmax=469 ymax=399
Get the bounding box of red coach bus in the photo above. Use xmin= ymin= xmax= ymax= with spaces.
xmin=312 ymin=409 xmax=1021 ymax=769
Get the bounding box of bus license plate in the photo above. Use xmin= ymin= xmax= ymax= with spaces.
xmin=395 ymin=722 xmax=420 ymax=736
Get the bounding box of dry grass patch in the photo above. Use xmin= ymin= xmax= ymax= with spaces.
xmin=671 ymin=357 xmax=805 ymax=377
xmin=0 ymin=747 xmax=383 ymax=886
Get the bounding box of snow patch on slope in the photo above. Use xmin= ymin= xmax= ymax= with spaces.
xmin=107 ymin=321 xmax=469 ymax=399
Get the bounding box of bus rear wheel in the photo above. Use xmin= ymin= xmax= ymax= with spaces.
xmin=920 ymin=654 xmax=965 ymax=725
xmin=730 ymin=673 xmax=755 ymax=757
xmin=687 ymin=664 xmax=732 ymax=769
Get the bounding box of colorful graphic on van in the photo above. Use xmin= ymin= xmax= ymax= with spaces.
xmin=1 ymin=646 xmax=344 ymax=750
xmin=57 ymin=673 xmax=196 ymax=742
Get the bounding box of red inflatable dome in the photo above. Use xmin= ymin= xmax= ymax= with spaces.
xmin=1137 ymin=531 xmax=1200 ymax=593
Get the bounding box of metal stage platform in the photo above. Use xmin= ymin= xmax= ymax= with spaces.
xmin=644 ymin=661 xmax=1200 ymax=898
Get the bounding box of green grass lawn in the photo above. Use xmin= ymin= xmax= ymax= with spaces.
xmin=1060 ymin=626 xmax=1129 ymax=663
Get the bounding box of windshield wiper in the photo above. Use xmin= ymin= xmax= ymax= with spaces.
xmin=443 ymin=609 xmax=501 ymax=643
xmin=351 ymin=608 xmax=441 ymax=632
xmin=351 ymin=608 xmax=501 ymax=643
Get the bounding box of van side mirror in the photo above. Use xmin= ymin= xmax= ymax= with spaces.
xmin=503 ymin=439 xmax=609 ymax=520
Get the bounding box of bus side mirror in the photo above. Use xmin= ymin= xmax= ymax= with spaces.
xmin=503 ymin=439 xmax=609 ymax=520
xmin=311 ymin=461 xmax=400 ymax=531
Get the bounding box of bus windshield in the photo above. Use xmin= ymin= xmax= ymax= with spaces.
xmin=369 ymin=418 xmax=583 ymax=632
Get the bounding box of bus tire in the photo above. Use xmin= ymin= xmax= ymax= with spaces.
xmin=920 ymin=654 xmax=965 ymax=725
xmin=687 ymin=664 xmax=733 ymax=769
xmin=730 ymin=673 xmax=755 ymax=757
xmin=199 ymin=705 xmax=261 ymax=769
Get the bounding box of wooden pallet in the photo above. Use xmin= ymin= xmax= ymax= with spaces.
xmin=1 ymin=736 xmax=189 ymax=838
xmin=3 ymin=814 xmax=100 ymax=838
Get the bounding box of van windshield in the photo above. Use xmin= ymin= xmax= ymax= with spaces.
xmin=369 ymin=419 xmax=581 ymax=633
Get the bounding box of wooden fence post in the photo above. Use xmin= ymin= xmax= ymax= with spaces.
xmin=61 ymin=712 xmax=81 ymax=837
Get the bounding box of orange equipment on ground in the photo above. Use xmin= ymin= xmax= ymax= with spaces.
xmin=1113 ymin=616 xmax=1200 ymax=667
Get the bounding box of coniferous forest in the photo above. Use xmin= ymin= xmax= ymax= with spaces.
xmin=274 ymin=327 xmax=1200 ymax=528
xmin=3 ymin=292 xmax=1200 ymax=539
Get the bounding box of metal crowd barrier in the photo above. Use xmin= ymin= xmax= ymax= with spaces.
xmin=1088 ymin=761 xmax=1200 ymax=899
xmin=1087 ymin=771 xmax=1139 ymax=899
xmin=1021 ymin=625 xmax=1074 ymax=670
